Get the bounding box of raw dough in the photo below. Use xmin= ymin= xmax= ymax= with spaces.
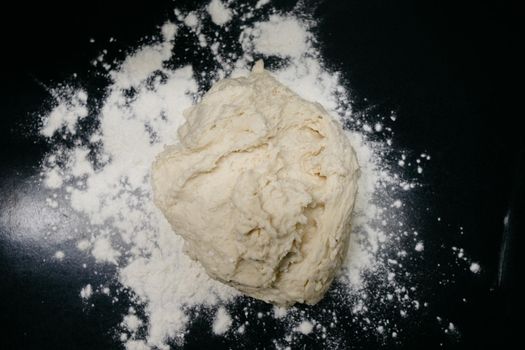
xmin=151 ymin=61 xmax=359 ymax=306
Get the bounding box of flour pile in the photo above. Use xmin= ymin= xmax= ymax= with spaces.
xmin=37 ymin=1 xmax=472 ymax=349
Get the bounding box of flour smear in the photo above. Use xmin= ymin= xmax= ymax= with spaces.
xmin=36 ymin=1 xmax=477 ymax=349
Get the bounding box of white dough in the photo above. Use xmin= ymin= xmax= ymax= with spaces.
xmin=151 ymin=61 xmax=359 ymax=306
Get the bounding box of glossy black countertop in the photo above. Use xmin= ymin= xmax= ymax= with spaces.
xmin=1 ymin=1 xmax=523 ymax=349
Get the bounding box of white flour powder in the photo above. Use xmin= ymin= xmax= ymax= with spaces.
xmin=212 ymin=307 xmax=233 ymax=335
xmin=53 ymin=250 xmax=65 ymax=260
xmin=240 ymin=15 xmax=310 ymax=58
xmin=206 ymin=0 xmax=232 ymax=26
xmin=91 ymin=237 xmax=120 ymax=265
xmin=80 ymin=284 xmax=93 ymax=299
xmin=256 ymin=0 xmax=271 ymax=9
xmin=294 ymin=320 xmax=314 ymax=335
xmin=36 ymin=1 xmax=479 ymax=349
xmin=470 ymin=262 xmax=481 ymax=273
xmin=40 ymin=89 xmax=88 ymax=137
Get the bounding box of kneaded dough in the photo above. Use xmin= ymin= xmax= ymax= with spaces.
xmin=151 ymin=61 xmax=359 ymax=306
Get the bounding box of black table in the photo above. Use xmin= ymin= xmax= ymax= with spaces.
xmin=1 ymin=1 xmax=522 ymax=349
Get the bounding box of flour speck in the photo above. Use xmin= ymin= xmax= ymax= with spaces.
xmin=469 ymin=262 xmax=481 ymax=274
xmin=294 ymin=320 xmax=314 ymax=335
xmin=53 ymin=250 xmax=65 ymax=260
xmin=80 ymin=284 xmax=93 ymax=299
xmin=206 ymin=0 xmax=232 ymax=26
xmin=212 ymin=307 xmax=233 ymax=335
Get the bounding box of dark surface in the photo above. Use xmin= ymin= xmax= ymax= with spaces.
xmin=1 ymin=0 xmax=523 ymax=349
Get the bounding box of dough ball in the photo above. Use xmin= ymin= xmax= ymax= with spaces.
xmin=151 ymin=61 xmax=359 ymax=306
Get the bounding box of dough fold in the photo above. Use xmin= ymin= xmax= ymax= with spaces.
xmin=152 ymin=61 xmax=359 ymax=306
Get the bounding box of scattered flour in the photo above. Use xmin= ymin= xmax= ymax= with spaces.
xmin=469 ymin=262 xmax=481 ymax=274
xmin=161 ymin=22 xmax=177 ymax=42
xmin=123 ymin=314 xmax=143 ymax=332
xmin=256 ymin=0 xmax=271 ymax=9
xmin=212 ymin=307 xmax=233 ymax=335
xmin=44 ymin=169 xmax=63 ymax=189
xmin=184 ymin=12 xmax=199 ymax=28
xmin=92 ymin=238 xmax=120 ymax=265
xmin=46 ymin=197 xmax=59 ymax=208
xmin=109 ymin=25 xmax=175 ymax=89
xmin=53 ymin=250 xmax=65 ymax=260
xmin=124 ymin=340 xmax=149 ymax=350
xmin=206 ymin=0 xmax=232 ymax=26
xmin=273 ymin=306 xmax=288 ymax=318
xmin=76 ymin=239 xmax=91 ymax=251
xmin=35 ymin=2 xmax=478 ymax=349
xmin=294 ymin=320 xmax=314 ymax=335
xmin=40 ymin=89 xmax=88 ymax=137
xmin=80 ymin=284 xmax=93 ymax=299
xmin=240 ymin=15 xmax=309 ymax=58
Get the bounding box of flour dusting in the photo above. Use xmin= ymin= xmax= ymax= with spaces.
xmin=212 ymin=307 xmax=233 ymax=335
xmin=36 ymin=1 xmax=479 ymax=349
xmin=206 ymin=0 xmax=232 ymax=26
